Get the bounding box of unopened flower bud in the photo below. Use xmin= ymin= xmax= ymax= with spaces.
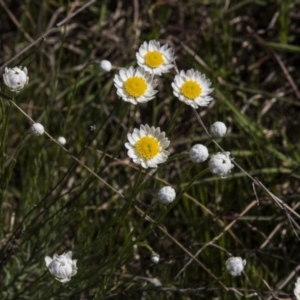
xmin=3 ymin=66 xmax=29 ymax=92
xmin=151 ymin=253 xmax=160 ymax=264
xmin=57 ymin=136 xmax=66 ymax=145
xmin=157 ymin=186 xmax=176 ymax=205
xmin=210 ymin=121 xmax=227 ymax=137
xmin=225 ymin=257 xmax=246 ymax=276
xmin=209 ymin=152 xmax=234 ymax=178
xmin=30 ymin=123 xmax=44 ymax=136
xmin=100 ymin=60 xmax=112 ymax=72
xmin=189 ymin=144 xmax=209 ymax=163
xmin=45 ymin=251 xmax=77 ymax=283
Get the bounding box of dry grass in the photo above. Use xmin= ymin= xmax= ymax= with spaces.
xmin=1 ymin=0 xmax=300 ymax=299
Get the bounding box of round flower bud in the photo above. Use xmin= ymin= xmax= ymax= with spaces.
xmin=57 ymin=136 xmax=66 ymax=145
xmin=3 ymin=66 xmax=29 ymax=92
xmin=151 ymin=253 xmax=160 ymax=264
xmin=225 ymin=257 xmax=246 ymax=276
xmin=100 ymin=60 xmax=112 ymax=72
xmin=210 ymin=121 xmax=227 ymax=137
xmin=208 ymin=152 xmax=234 ymax=178
xmin=157 ymin=186 xmax=176 ymax=205
xmin=189 ymin=144 xmax=209 ymax=163
xmin=30 ymin=123 xmax=45 ymax=136
xmin=45 ymin=251 xmax=77 ymax=283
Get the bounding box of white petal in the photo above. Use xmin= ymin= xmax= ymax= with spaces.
xmin=59 ymin=277 xmax=71 ymax=283
xmin=45 ymin=256 xmax=52 ymax=267
xmin=65 ymin=251 xmax=72 ymax=259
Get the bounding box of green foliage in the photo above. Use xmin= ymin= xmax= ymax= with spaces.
xmin=1 ymin=0 xmax=300 ymax=299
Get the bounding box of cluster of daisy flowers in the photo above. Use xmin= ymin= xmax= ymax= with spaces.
xmin=113 ymin=40 xmax=213 ymax=108
xmin=0 ymin=41 xmax=234 ymax=284
xmin=2 ymin=42 xmax=299 ymax=296
xmin=1 ymin=41 xmax=233 ymax=179
xmin=111 ymin=39 xmax=234 ymax=181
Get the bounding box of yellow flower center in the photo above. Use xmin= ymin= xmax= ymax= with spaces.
xmin=124 ymin=77 xmax=147 ymax=97
xmin=145 ymin=51 xmax=164 ymax=68
xmin=135 ymin=136 xmax=160 ymax=159
xmin=180 ymin=80 xmax=202 ymax=100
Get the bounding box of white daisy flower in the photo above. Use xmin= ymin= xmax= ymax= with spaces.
xmin=136 ymin=40 xmax=175 ymax=75
xmin=171 ymin=69 xmax=213 ymax=108
xmin=225 ymin=257 xmax=246 ymax=276
xmin=125 ymin=124 xmax=170 ymax=169
xmin=208 ymin=152 xmax=234 ymax=178
xmin=45 ymin=251 xmax=77 ymax=283
xmin=210 ymin=121 xmax=227 ymax=137
xmin=114 ymin=67 xmax=157 ymax=105
xmin=294 ymin=277 xmax=300 ymax=300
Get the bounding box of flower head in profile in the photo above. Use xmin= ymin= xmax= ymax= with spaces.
xmin=208 ymin=152 xmax=234 ymax=178
xmin=136 ymin=40 xmax=175 ymax=75
xmin=294 ymin=277 xmax=300 ymax=300
xmin=125 ymin=124 xmax=170 ymax=168
xmin=114 ymin=67 xmax=157 ymax=105
xmin=171 ymin=69 xmax=213 ymax=108
xmin=157 ymin=186 xmax=176 ymax=205
xmin=45 ymin=251 xmax=77 ymax=283
xmin=225 ymin=257 xmax=246 ymax=276
xmin=3 ymin=66 xmax=29 ymax=92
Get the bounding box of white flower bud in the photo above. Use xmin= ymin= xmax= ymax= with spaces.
xmin=157 ymin=186 xmax=176 ymax=205
xmin=189 ymin=144 xmax=209 ymax=163
xmin=57 ymin=136 xmax=66 ymax=145
xmin=100 ymin=60 xmax=112 ymax=72
xmin=209 ymin=152 xmax=234 ymax=178
xmin=210 ymin=121 xmax=227 ymax=137
xmin=45 ymin=251 xmax=77 ymax=283
xmin=225 ymin=257 xmax=246 ymax=276
xmin=30 ymin=123 xmax=45 ymax=136
xmin=294 ymin=277 xmax=300 ymax=300
xmin=151 ymin=253 xmax=160 ymax=264
xmin=3 ymin=66 xmax=29 ymax=92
